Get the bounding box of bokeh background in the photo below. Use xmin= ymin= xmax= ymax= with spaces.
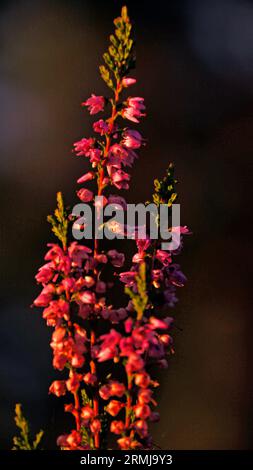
xmin=0 ymin=0 xmax=252 ymax=449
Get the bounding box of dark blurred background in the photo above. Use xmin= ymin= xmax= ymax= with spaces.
xmin=0 ymin=0 xmax=252 ymax=449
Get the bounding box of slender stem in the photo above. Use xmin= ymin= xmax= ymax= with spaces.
xmin=125 ymin=373 xmax=132 ymax=429
xmin=73 ymin=390 xmax=81 ymax=431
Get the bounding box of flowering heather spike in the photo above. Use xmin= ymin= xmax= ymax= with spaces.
xmin=30 ymin=4 xmax=189 ymax=451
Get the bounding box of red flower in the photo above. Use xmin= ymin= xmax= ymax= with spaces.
xmin=134 ymin=419 xmax=148 ymax=438
xmin=83 ymin=372 xmax=97 ymax=386
xmin=110 ymin=420 xmax=125 ymax=434
xmin=109 ymin=381 xmax=126 ymax=398
xmin=66 ymin=372 xmax=82 ymax=393
xmin=134 ymin=404 xmax=151 ymax=419
xmin=90 ymin=419 xmax=101 ymax=433
xmin=135 ymin=372 xmax=151 ymax=388
xmin=106 ymin=400 xmax=124 ymax=417
xmin=66 ymin=430 xmax=82 ymax=448
xmin=49 ymin=380 xmax=66 ymax=397
xmin=81 ymin=406 xmax=94 ymax=422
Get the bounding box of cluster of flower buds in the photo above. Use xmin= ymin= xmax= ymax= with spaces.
xmin=33 ymin=6 xmax=189 ymax=450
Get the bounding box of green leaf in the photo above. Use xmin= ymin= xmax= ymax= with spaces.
xmin=125 ymin=262 xmax=148 ymax=321
xmin=47 ymin=192 xmax=69 ymax=249
xmin=12 ymin=404 xmax=43 ymax=450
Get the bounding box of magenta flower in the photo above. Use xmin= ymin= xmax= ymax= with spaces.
xmin=77 ymin=188 xmax=93 ymax=202
xmin=122 ymin=129 xmax=143 ymax=149
xmin=122 ymin=77 xmax=136 ymax=87
xmin=93 ymin=119 xmax=109 ymax=135
xmin=73 ymin=137 xmax=94 ymax=156
xmin=77 ymin=171 xmax=95 ymax=184
xmin=122 ymin=97 xmax=146 ymax=123
xmin=82 ymin=94 xmax=105 ymax=115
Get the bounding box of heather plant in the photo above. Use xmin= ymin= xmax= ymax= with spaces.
xmin=29 ymin=6 xmax=189 ymax=450
xmin=13 ymin=404 xmax=43 ymax=450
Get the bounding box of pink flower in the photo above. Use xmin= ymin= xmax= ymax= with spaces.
xmin=77 ymin=188 xmax=94 ymax=202
xmin=44 ymin=243 xmax=64 ymax=261
xmin=126 ymin=353 xmax=145 ymax=374
xmin=106 ymin=400 xmax=124 ymax=417
xmin=156 ymin=250 xmax=172 ymax=266
xmin=79 ymin=290 xmax=96 ymax=304
xmin=82 ymin=94 xmax=105 ymax=115
xmin=33 ymin=284 xmax=54 ymax=307
xmin=128 ymin=97 xmax=145 ymax=109
xmin=122 ymin=97 xmax=146 ymax=123
xmin=171 ymin=225 xmax=190 ymax=235
xmin=122 ymin=77 xmax=136 ymax=87
xmin=124 ymin=318 xmax=133 ymax=334
xmin=89 ymin=148 xmax=101 ymax=164
xmin=108 ymin=195 xmax=127 ymax=210
xmin=119 ymin=271 xmax=136 ymax=286
xmin=49 ymin=380 xmax=66 ymax=397
xmin=77 ymin=171 xmax=95 ymax=184
xmin=35 ymin=263 xmax=54 ymax=284
xmin=43 ymin=299 xmax=70 ymax=325
xmin=149 ymin=316 xmax=170 ymax=330
xmin=108 ymin=143 xmax=136 ymax=167
xmin=110 ymin=420 xmax=125 ymax=434
xmin=107 ymin=250 xmax=125 ymax=267
xmin=68 ymin=242 xmax=92 ymax=267
xmin=97 ymin=329 xmax=122 ymax=362
xmin=122 ymin=129 xmax=142 ymax=149
xmin=93 ymin=119 xmax=109 ymax=135
xmin=110 ymin=168 xmax=130 ymax=190
xmin=74 ymin=137 xmax=94 ymax=156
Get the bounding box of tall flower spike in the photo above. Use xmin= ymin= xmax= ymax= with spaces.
xmin=30 ymin=5 xmax=189 ymax=451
